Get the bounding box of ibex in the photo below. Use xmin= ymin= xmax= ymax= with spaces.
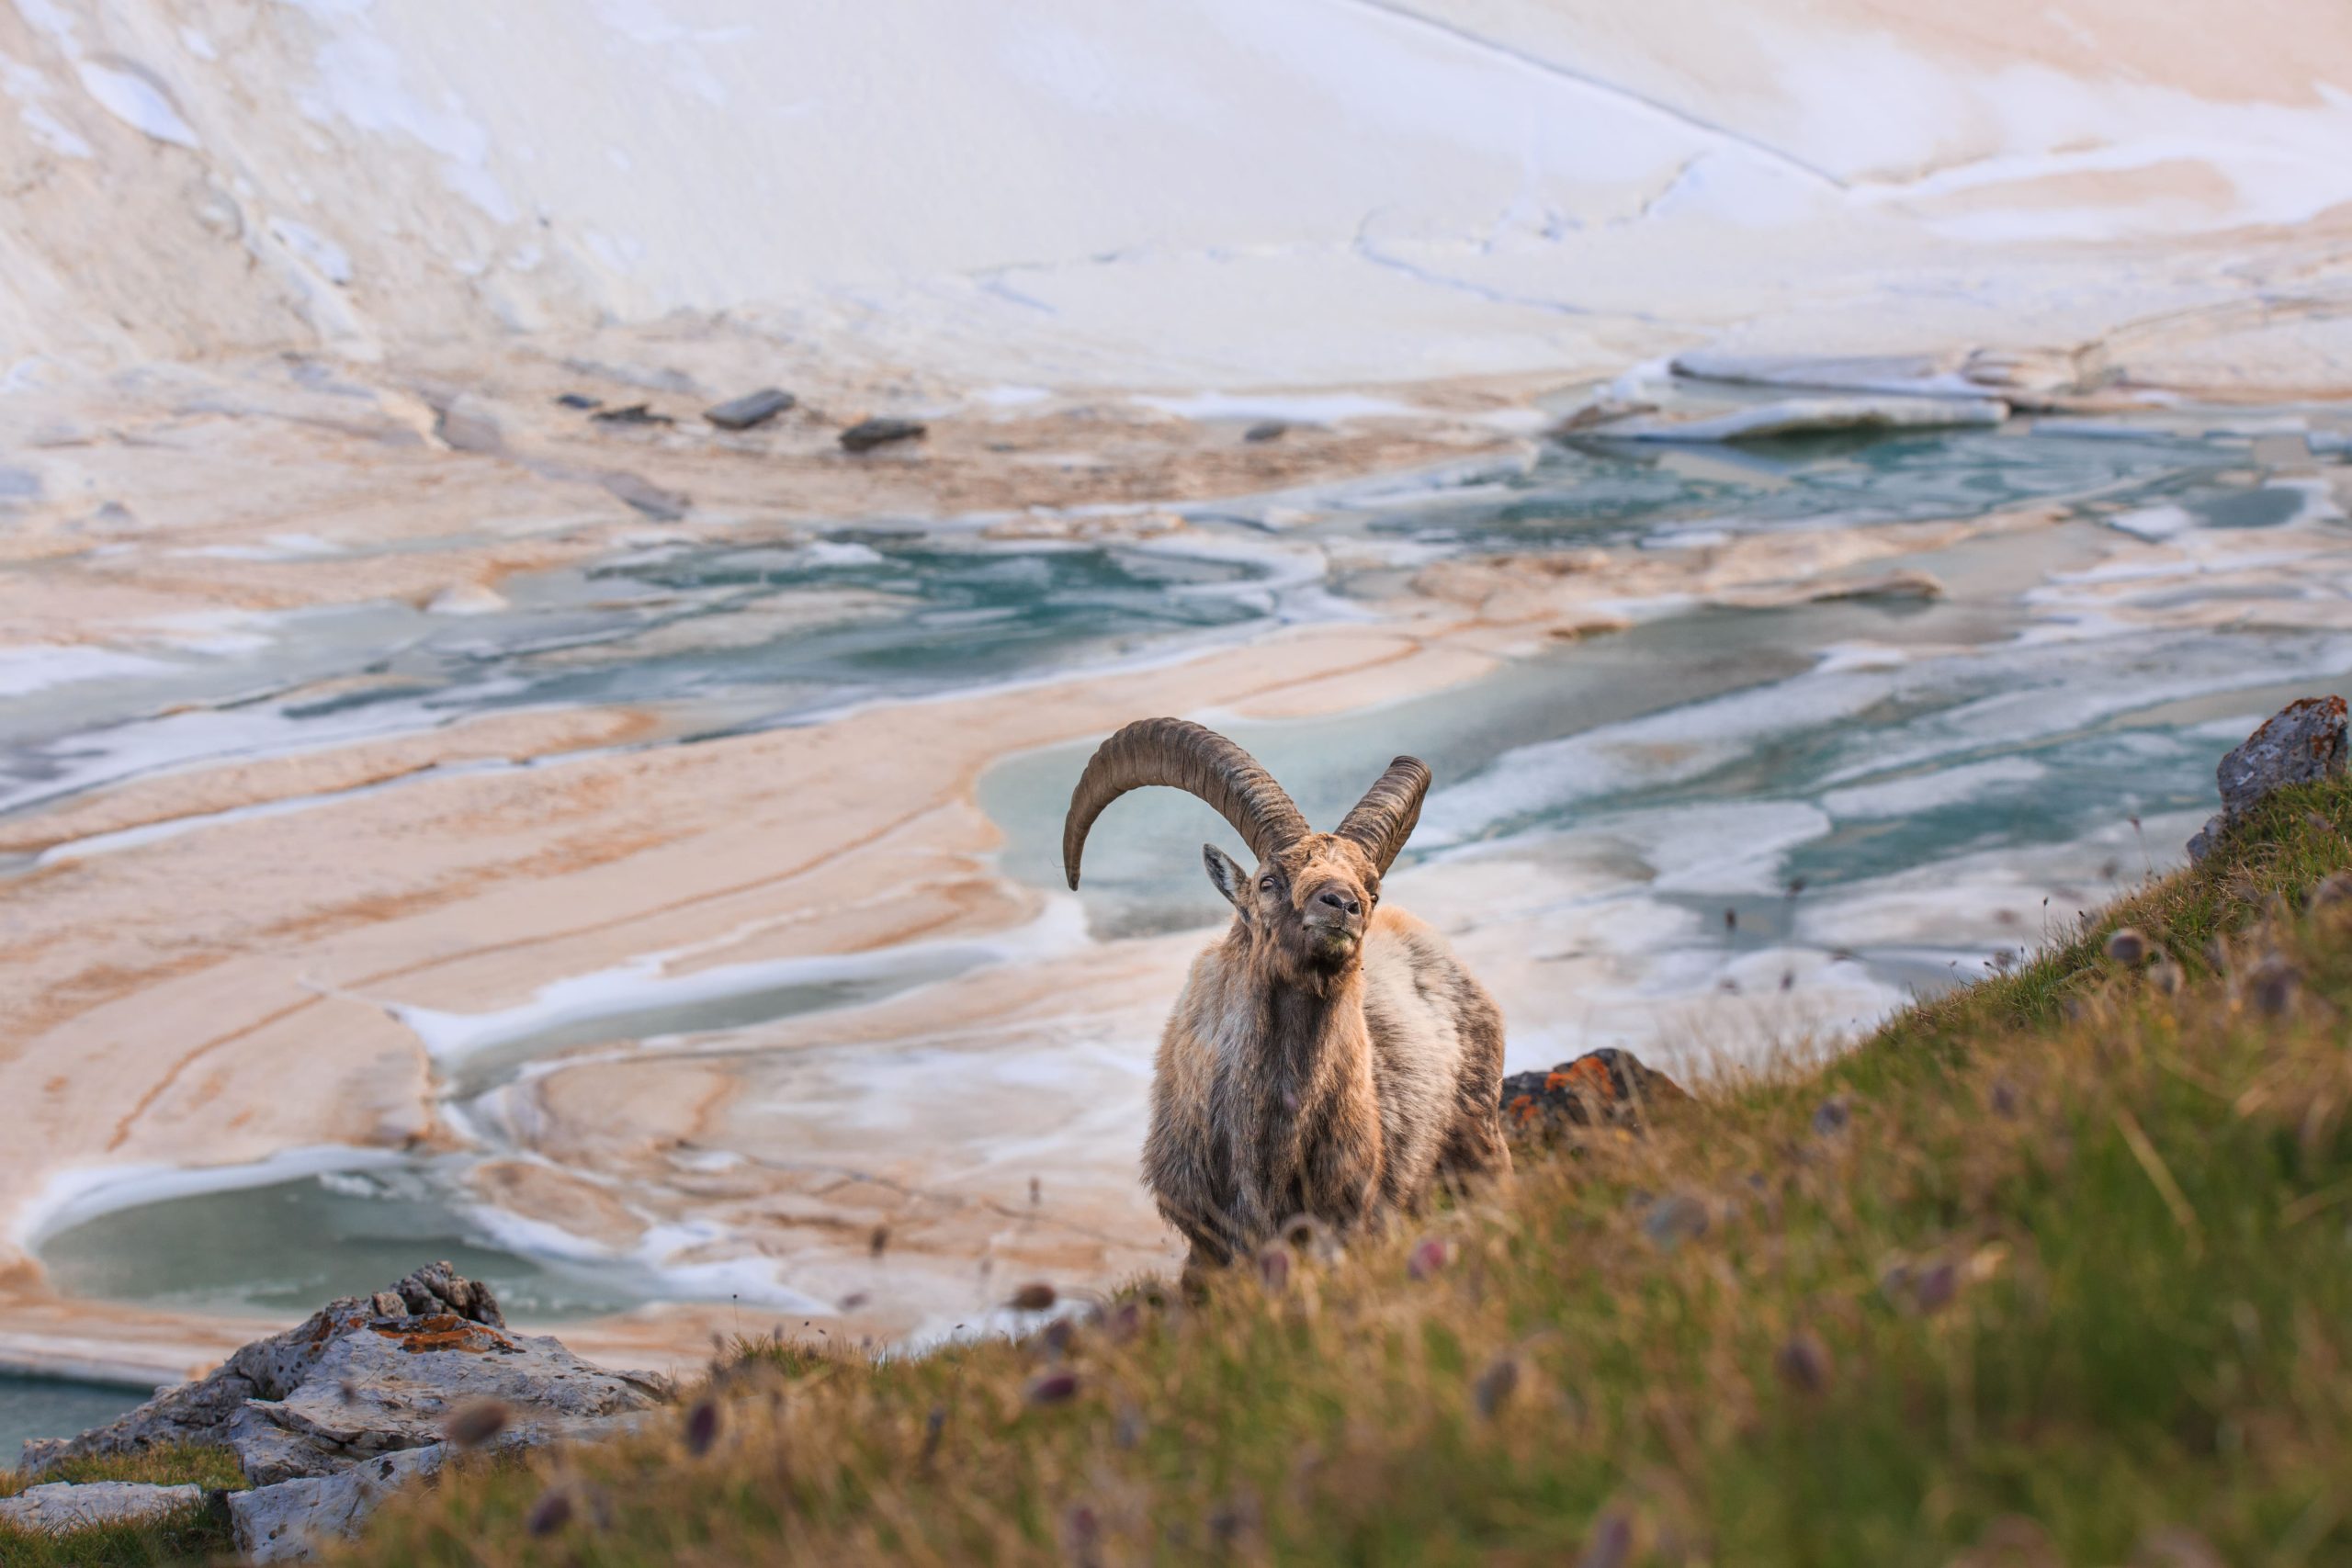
xmin=1064 ymin=718 xmax=1510 ymax=1271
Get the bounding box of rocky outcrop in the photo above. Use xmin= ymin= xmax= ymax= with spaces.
xmin=19 ymin=1261 xmax=528 ymax=1474
xmin=2188 ymin=696 xmax=2349 ymax=861
xmin=17 ymin=1262 xmax=670 ymax=1560
xmin=0 ymin=1481 xmax=208 ymax=1534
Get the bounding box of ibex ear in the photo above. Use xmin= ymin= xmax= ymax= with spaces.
xmin=1202 ymin=843 xmax=1250 ymax=909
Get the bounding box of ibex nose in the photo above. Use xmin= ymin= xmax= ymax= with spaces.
xmin=1317 ymin=890 xmax=1363 ymax=916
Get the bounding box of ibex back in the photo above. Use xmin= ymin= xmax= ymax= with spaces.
xmin=1063 ymin=717 xmax=1510 ymax=1271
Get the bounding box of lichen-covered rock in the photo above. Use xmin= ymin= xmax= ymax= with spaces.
xmin=0 ymin=1481 xmax=206 ymax=1534
xmin=17 ymin=1262 xmax=663 ymax=1483
xmin=1500 ymin=1048 xmax=1688 ymax=1137
xmin=2188 ymin=696 xmax=2348 ymax=861
xmin=2219 ymin=696 xmax=2347 ymax=817
xmin=229 ymin=1311 xmax=667 ymax=1483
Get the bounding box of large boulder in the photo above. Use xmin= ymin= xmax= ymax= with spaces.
xmin=2188 ymin=696 xmax=2349 ymax=861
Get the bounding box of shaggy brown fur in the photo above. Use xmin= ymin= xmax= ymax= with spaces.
xmin=1063 ymin=721 xmax=1510 ymax=1272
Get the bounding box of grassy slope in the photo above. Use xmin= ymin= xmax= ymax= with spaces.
xmin=23 ymin=783 xmax=2352 ymax=1566
xmin=337 ymin=779 xmax=2352 ymax=1567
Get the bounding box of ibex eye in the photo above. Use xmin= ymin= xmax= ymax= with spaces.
xmin=1259 ymin=876 xmax=1275 ymax=890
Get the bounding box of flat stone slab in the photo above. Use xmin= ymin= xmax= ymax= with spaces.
xmin=704 ymin=386 xmax=796 ymax=429
xmin=0 ymin=1481 xmax=204 ymax=1534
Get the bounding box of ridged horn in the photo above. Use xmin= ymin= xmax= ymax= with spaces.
xmin=1334 ymin=755 xmax=1430 ymax=875
xmin=1063 ymin=718 xmax=1310 ymax=889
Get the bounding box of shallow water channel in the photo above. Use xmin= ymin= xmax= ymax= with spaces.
xmin=7 ymin=408 xmax=2350 ymax=1453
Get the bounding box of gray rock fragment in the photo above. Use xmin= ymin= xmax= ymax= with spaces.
xmin=0 ymin=1481 xmax=205 ymax=1534
xmin=840 ymin=417 xmax=926 ymax=453
xmin=2188 ymin=695 xmax=2348 ymax=861
xmin=705 ymin=387 xmax=796 ymax=430
xmin=602 ymin=470 xmax=690 ymax=520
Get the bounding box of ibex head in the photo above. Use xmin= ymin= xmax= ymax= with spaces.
xmin=1062 ymin=718 xmax=1430 ymax=975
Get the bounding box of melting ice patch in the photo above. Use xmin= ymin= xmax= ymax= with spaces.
xmin=1819 ymin=757 xmax=2049 ymax=819
xmin=384 ymin=901 xmax=1091 ymax=1068
xmin=73 ymin=62 xmax=197 ymax=147
xmin=0 ymin=645 xmax=177 ymax=698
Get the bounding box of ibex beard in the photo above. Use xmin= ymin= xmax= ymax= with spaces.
xmin=1063 ymin=717 xmax=1511 ymax=1276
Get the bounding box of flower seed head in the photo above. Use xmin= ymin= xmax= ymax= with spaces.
xmin=684 ymin=1397 xmax=722 ymax=1456
xmin=525 ymin=1488 xmax=574 ymax=1538
xmin=443 ymin=1398 xmax=510 ymax=1450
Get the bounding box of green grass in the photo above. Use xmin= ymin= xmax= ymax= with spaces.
xmin=27 ymin=783 xmax=2352 ymax=1566
xmin=0 ymin=1446 xmax=241 ymax=1566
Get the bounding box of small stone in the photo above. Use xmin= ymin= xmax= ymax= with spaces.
xmin=840 ymin=417 xmax=926 ymax=453
xmin=2104 ymin=927 xmax=2149 ymax=964
xmin=555 ymin=392 xmax=601 ymax=411
xmin=602 ymin=470 xmax=690 ymax=521
xmin=435 ymin=396 xmax=503 ymax=455
xmin=704 ymin=387 xmax=796 ymax=430
xmin=591 ymin=402 xmax=673 ymax=426
xmin=2187 ymin=814 xmax=2222 ymax=863
xmin=1243 ymin=420 xmax=1288 ymax=443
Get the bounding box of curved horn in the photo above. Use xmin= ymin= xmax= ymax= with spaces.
xmin=1063 ymin=718 xmax=1310 ymax=889
xmin=1334 ymin=755 xmax=1430 ymax=875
